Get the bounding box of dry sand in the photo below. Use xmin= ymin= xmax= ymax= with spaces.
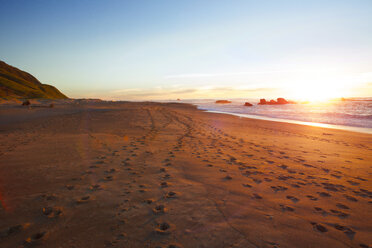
xmin=0 ymin=101 xmax=371 ymax=248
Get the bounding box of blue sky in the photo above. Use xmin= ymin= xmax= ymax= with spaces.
xmin=1 ymin=0 xmax=371 ymax=100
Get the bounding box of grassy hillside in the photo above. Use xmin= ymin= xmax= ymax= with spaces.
xmin=0 ymin=60 xmax=68 ymax=99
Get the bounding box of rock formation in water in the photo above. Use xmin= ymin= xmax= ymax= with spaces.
xmin=215 ymin=100 xmax=231 ymax=104
xmin=258 ymin=98 xmax=295 ymax=105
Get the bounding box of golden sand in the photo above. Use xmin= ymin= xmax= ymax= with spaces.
xmin=0 ymin=101 xmax=371 ymax=247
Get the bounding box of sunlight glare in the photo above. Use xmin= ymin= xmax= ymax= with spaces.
xmin=286 ymin=76 xmax=353 ymax=102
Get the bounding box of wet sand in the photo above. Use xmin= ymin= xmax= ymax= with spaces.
xmin=0 ymin=101 xmax=371 ymax=248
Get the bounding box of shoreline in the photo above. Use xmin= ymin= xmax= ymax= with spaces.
xmin=1 ymin=99 xmax=372 ymax=134
xmin=202 ymin=109 xmax=372 ymax=134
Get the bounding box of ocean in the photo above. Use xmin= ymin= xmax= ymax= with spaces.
xmin=177 ymin=98 xmax=372 ymax=134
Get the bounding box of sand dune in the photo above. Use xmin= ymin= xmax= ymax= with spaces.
xmin=0 ymin=101 xmax=371 ymax=248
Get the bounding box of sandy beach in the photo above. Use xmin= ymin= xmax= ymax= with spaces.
xmin=0 ymin=101 xmax=371 ymax=248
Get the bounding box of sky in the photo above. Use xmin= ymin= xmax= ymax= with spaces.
xmin=0 ymin=0 xmax=371 ymax=100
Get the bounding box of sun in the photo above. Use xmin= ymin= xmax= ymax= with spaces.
xmin=286 ymin=80 xmax=350 ymax=102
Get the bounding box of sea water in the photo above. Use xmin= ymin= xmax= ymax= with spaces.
xmin=178 ymin=98 xmax=372 ymax=134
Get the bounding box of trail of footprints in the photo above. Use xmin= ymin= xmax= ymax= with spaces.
xmin=166 ymin=111 xmax=371 ymax=247
xmin=1 ymin=107 xmax=370 ymax=248
xmin=106 ymin=109 xmax=186 ymax=247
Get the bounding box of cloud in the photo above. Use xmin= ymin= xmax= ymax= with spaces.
xmin=105 ymin=87 xmax=198 ymax=100
xmin=164 ymin=71 xmax=290 ymax=79
xmin=210 ymin=87 xmax=277 ymax=92
xmin=119 ymin=88 xmax=197 ymax=98
xmin=163 ymin=68 xmax=344 ymax=80
xmin=103 ymin=86 xmax=279 ymax=101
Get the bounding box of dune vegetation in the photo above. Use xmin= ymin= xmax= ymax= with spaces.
xmin=0 ymin=61 xmax=67 ymax=99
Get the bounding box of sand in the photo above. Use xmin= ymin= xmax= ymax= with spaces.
xmin=0 ymin=101 xmax=371 ymax=248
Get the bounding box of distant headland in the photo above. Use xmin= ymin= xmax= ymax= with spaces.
xmin=0 ymin=60 xmax=68 ymax=100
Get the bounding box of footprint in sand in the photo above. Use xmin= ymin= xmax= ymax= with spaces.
xmin=76 ymin=195 xmax=91 ymax=204
xmin=144 ymin=199 xmax=154 ymax=204
xmin=103 ymin=175 xmax=114 ymax=181
xmin=302 ymin=163 xmax=315 ymax=168
xmin=306 ymin=195 xmax=318 ymax=201
xmin=24 ymin=231 xmax=48 ymax=246
xmin=279 ymin=204 xmax=294 ymax=212
xmin=160 ymin=182 xmax=171 ymax=188
xmin=0 ymin=224 xmax=29 ymax=238
xmin=359 ymin=244 xmax=370 ymax=248
xmin=347 ymin=180 xmax=360 ymax=186
xmin=291 ymin=183 xmax=301 ymax=188
xmin=278 ymin=164 xmax=288 ymax=170
xmin=42 ymin=206 xmax=63 ymax=218
xmin=89 ymin=184 xmax=103 ymax=191
xmin=286 ymin=195 xmax=299 ymax=203
xmin=354 ymin=176 xmax=367 ymax=182
xmin=332 ymin=224 xmax=356 ymax=239
xmin=83 ymin=170 xmax=93 ymax=175
xmin=166 ymin=243 xmax=183 ymax=248
xmin=311 ymin=223 xmax=328 ymax=233
xmin=117 ymin=217 xmax=127 ymax=224
xmin=277 ymin=175 xmax=293 ymax=181
xmin=344 ymin=194 xmax=358 ymax=202
xmin=65 ymin=185 xmax=75 ymax=190
xmin=165 ymin=191 xmax=178 ymax=199
xmin=138 ymin=188 xmax=148 ymax=193
xmin=330 ymin=174 xmax=342 ymax=179
xmin=40 ymin=194 xmax=58 ymax=201
xmin=122 ymin=161 xmax=131 ymax=167
xmin=317 ymin=192 xmax=331 ymax=197
xmin=155 ymin=222 xmax=172 ymax=235
xmin=253 ymin=178 xmax=262 ymax=184
xmin=330 ymin=209 xmax=349 ymax=219
xmin=224 ymin=175 xmax=233 ymax=180
xmin=271 ymin=186 xmax=288 ymax=192
xmin=105 ymin=168 xmax=116 ymax=174
xmin=336 ymin=203 xmax=349 ymax=209
xmin=163 ymin=174 xmax=171 ymax=179
xmin=153 ymin=204 xmax=167 ymax=214
xmin=314 ymin=207 xmax=328 ymax=216
xmin=95 ymin=160 xmax=105 ymax=165
xmin=252 ymin=193 xmax=263 ymax=199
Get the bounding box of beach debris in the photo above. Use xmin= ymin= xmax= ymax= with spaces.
xmin=22 ymin=100 xmax=30 ymax=106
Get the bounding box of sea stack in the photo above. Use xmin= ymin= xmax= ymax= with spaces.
xmin=258 ymin=98 xmax=294 ymax=105
xmin=215 ymin=100 xmax=231 ymax=104
xmin=258 ymin=99 xmax=267 ymax=105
